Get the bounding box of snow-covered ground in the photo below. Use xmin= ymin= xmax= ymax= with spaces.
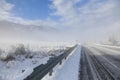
xmin=42 ymin=45 xmax=81 ymax=80
xmin=93 ymin=43 xmax=120 ymax=49
xmin=0 ymin=57 xmax=50 ymax=80
xmin=85 ymin=44 xmax=120 ymax=56
xmin=0 ymin=43 xmax=69 ymax=80
xmin=54 ymin=45 xmax=81 ymax=80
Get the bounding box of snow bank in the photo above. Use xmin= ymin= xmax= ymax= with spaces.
xmin=93 ymin=43 xmax=120 ymax=49
xmin=42 ymin=45 xmax=81 ymax=80
xmin=54 ymin=45 xmax=81 ymax=80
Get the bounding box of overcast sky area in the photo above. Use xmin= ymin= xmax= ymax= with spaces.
xmin=0 ymin=0 xmax=120 ymax=43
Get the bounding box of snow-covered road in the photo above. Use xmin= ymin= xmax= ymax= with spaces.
xmin=42 ymin=45 xmax=81 ymax=80
xmin=80 ymin=44 xmax=120 ymax=80
xmin=54 ymin=45 xmax=81 ymax=80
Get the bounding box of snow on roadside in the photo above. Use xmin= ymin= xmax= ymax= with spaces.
xmin=0 ymin=42 xmax=77 ymax=80
xmin=0 ymin=56 xmax=50 ymax=80
xmin=54 ymin=45 xmax=81 ymax=80
xmin=90 ymin=44 xmax=120 ymax=54
xmin=93 ymin=43 xmax=120 ymax=49
xmin=85 ymin=44 xmax=120 ymax=58
xmin=42 ymin=45 xmax=81 ymax=80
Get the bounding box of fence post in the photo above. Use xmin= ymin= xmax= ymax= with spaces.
xmin=59 ymin=60 xmax=62 ymax=65
xmin=49 ymin=69 xmax=53 ymax=76
xmin=65 ymin=56 xmax=67 ymax=60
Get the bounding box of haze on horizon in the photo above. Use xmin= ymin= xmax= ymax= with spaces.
xmin=0 ymin=0 xmax=120 ymax=43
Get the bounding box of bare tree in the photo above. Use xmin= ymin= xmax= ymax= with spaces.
xmin=0 ymin=49 xmax=2 ymax=56
xmin=14 ymin=44 xmax=26 ymax=55
xmin=108 ymin=35 xmax=119 ymax=46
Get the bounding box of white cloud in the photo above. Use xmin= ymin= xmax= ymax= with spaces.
xmin=0 ymin=0 xmax=59 ymax=32
xmin=51 ymin=0 xmax=119 ymax=28
xmin=50 ymin=0 xmax=120 ymax=42
xmin=0 ymin=0 xmax=14 ymax=20
xmin=0 ymin=0 xmax=120 ymax=42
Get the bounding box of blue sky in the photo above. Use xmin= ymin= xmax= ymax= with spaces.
xmin=0 ymin=0 xmax=120 ymax=43
xmin=7 ymin=0 xmax=52 ymax=20
xmin=6 ymin=0 xmax=91 ymax=21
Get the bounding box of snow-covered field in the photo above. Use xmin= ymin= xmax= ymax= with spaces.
xmin=0 ymin=42 xmax=70 ymax=80
xmin=88 ymin=44 xmax=120 ymax=53
xmin=0 ymin=57 xmax=50 ymax=80
xmin=93 ymin=43 xmax=120 ymax=49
